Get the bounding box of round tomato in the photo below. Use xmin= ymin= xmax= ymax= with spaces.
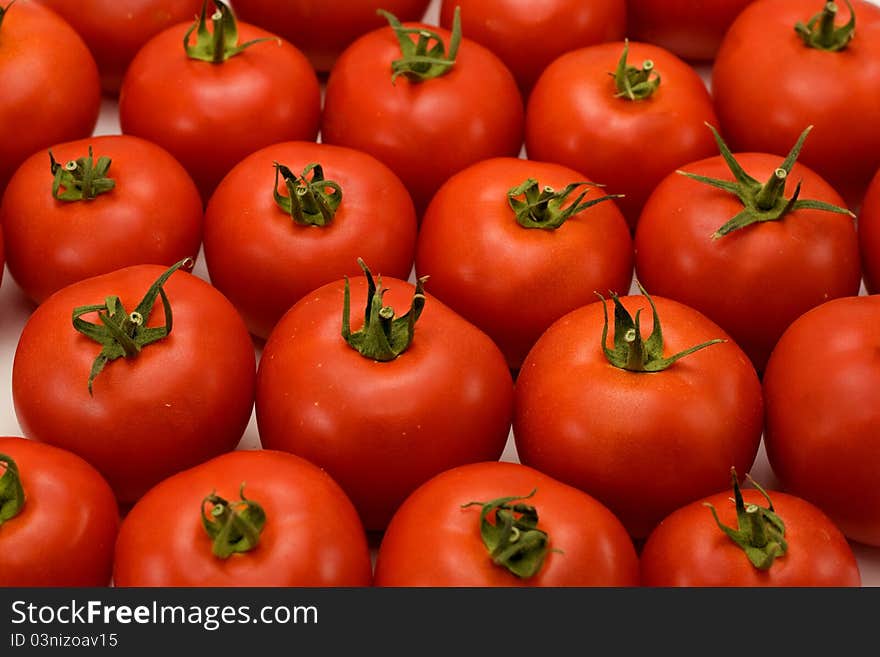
xmin=513 ymin=290 xmax=764 ymax=539
xmin=439 ymin=0 xmax=625 ymax=95
xmin=713 ymin=0 xmax=880 ymax=208
xmin=204 ymin=141 xmax=417 ymax=341
xmin=321 ymin=9 xmax=523 ymax=214
xmin=1 ymin=135 xmax=204 ymax=305
xmin=0 ymin=436 xmax=119 ymax=586
xmin=640 ymin=469 xmax=861 ymax=586
xmin=415 ymin=156 xmax=632 ymax=370
xmin=12 ymin=261 xmax=256 ymax=506
xmin=114 ymin=449 xmax=372 ymax=586
xmin=525 ymin=40 xmax=718 ymax=228
xmin=0 ymin=0 xmax=100 ymax=196
xmin=256 ymin=262 xmax=514 ymax=531
xmin=374 ymin=461 xmax=639 ymax=586
xmin=119 ymin=1 xmax=321 ymax=201
xmin=858 ymin=168 xmax=880 ymax=293
xmin=763 ymin=295 xmax=880 ymax=546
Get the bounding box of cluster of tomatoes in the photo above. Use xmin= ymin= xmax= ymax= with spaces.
xmin=1 ymin=0 xmax=879 ymax=589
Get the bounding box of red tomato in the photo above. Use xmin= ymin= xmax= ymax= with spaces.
xmin=513 ymin=291 xmax=764 ymax=539
xmin=439 ymin=0 xmax=626 ymax=95
xmin=1 ymin=135 xmax=204 ymax=304
xmin=119 ymin=1 xmax=321 ymax=201
xmin=204 ymin=141 xmax=417 ymax=340
xmin=374 ymin=461 xmax=639 ymax=586
xmin=0 ymin=436 xmax=119 ymax=587
xmin=256 ymin=264 xmax=514 ymax=531
xmin=0 ymin=0 xmax=100 ymax=196
xmin=764 ymin=295 xmax=880 ymax=547
xmin=713 ymin=0 xmax=880 ymax=208
xmin=858 ymin=168 xmax=880 ymax=293
xmin=321 ymin=10 xmax=524 ymax=214
xmin=415 ymin=157 xmax=633 ymax=370
xmin=525 ymin=41 xmax=718 ymax=228
xmin=114 ymin=449 xmax=372 ymax=586
xmin=12 ymin=262 xmax=256 ymax=505
xmin=640 ymin=470 xmax=861 ymax=586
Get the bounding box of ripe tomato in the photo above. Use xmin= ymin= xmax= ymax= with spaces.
xmin=415 ymin=156 xmax=632 ymax=370
xmin=114 ymin=449 xmax=372 ymax=586
xmin=858 ymin=168 xmax=880 ymax=293
xmin=1 ymin=135 xmax=204 ymax=304
xmin=713 ymin=0 xmax=880 ymax=208
xmin=12 ymin=261 xmax=256 ymax=506
xmin=204 ymin=141 xmax=417 ymax=340
xmin=374 ymin=461 xmax=639 ymax=586
xmin=119 ymin=1 xmax=321 ymax=201
xmin=513 ymin=290 xmax=763 ymax=539
xmin=764 ymin=295 xmax=880 ymax=546
xmin=640 ymin=469 xmax=861 ymax=586
xmin=0 ymin=0 xmax=100 ymax=196
xmin=439 ymin=0 xmax=626 ymax=95
xmin=525 ymin=40 xmax=718 ymax=228
xmin=0 ymin=436 xmax=119 ymax=587
xmin=321 ymin=9 xmax=524 ymax=214
xmin=256 ymin=262 xmax=514 ymax=531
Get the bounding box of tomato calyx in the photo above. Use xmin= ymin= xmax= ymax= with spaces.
xmin=342 ymin=258 xmax=427 ymax=361
xmin=379 ymin=6 xmax=461 ymax=84
xmin=201 ymin=483 xmax=267 ymax=559
xmin=0 ymin=1 xmax=14 ymax=31
xmin=461 ymin=490 xmax=551 ymax=579
xmin=0 ymin=454 xmax=25 ymax=527
xmin=72 ymin=258 xmax=193 ymax=395
xmin=599 ymin=282 xmax=724 ymax=372
xmin=677 ymin=124 xmax=853 ymax=238
xmin=610 ymin=40 xmax=660 ymax=101
xmin=704 ymin=468 xmax=788 ymax=570
xmin=795 ymin=0 xmax=855 ymax=52
xmin=507 ymin=178 xmax=622 ymax=230
xmin=48 ymin=146 xmax=115 ymax=202
xmin=272 ymin=161 xmax=343 ymax=227
xmin=184 ymin=0 xmax=276 ymax=64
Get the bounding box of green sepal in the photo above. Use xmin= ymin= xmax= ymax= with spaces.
xmin=272 ymin=162 xmax=343 ymax=227
xmin=379 ymin=6 xmax=461 ymax=83
xmin=507 ymin=178 xmax=622 ymax=230
xmin=184 ymin=0 xmax=275 ymax=63
xmin=48 ymin=146 xmax=115 ymax=202
xmin=610 ymin=39 xmax=660 ymax=101
xmin=0 ymin=454 xmax=25 ymax=527
xmin=795 ymin=0 xmax=856 ymax=51
xmin=201 ymin=483 xmax=267 ymax=560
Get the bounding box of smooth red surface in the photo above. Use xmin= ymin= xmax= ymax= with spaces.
xmin=858 ymin=168 xmax=880 ymax=292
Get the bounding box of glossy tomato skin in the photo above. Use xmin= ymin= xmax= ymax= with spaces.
xmin=439 ymin=0 xmax=625 ymax=95
xmin=713 ymin=0 xmax=880 ymax=208
xmin=0 ymin=0 xmax=100 ymax=196
xmin=525 ymin=41 xmax=718 ymax=228
xmin=640 ymin=487 xmax=861 ymax=586
xmin=119 ymin=20 xmax=321 ymax=202
xmin=256 ymin=276 xmax=514 ymax=531
xmin=1 ymin=135 xmax=204 ymax=304
xmin=204 ymin=141 xmax=417 ymax=341
xmin=513 ymin=295 xmax=764 ymax=539
xmin=12 ymin=265 xmax=256 ymax=505
xmin=0 ymin=436 xmax=119 ymax=587
xmin=415 ymin=157 xmax=633 ymax=370
xmin=321 ymin=20 xmax=524 ymax=214
xmin=114 ymin=450 xmax=372 ymax=586
xmin=764 ymin=295 xmax=880 ymax=546
xmin=634 ymin=154 xmax=861 ymax=372
xmin=858 ymin=169 xmax=880 ymax=293
xmin=375 ymin=461 xmax=639 ymax=586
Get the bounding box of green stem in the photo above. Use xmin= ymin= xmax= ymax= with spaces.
xmin=272 ymin=162 xmax=343 ymax=227
xmin=379 ymin=6 xmax=461 ymax=83
xmin=48 ymin=146 xmax=115 ymax=202
xmin=0 ymin=454 xmax=25 ymax=526
xmin=755 ymin=169 xmax=788 ymax=211
xmin=184 ymin=0 xmax=276 ymax=63
xmin=507 ymin=178 xmax=621 ymax=230
xmin=611 ymin=40 xmax=661 ymax=101
xmin=794 ymin=0 xmax=855 ymax=51
xmin=201 ymin=483 xmax=266 ymax=559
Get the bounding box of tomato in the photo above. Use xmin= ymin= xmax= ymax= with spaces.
xmin=0 ymin=436 xmax=119 ymax=587
xmin=114 ymin=449 xmax=372 ymax=586
xmin=513 ymin=289 xmax=763 ymax=539
xmin=763 ymin=295 xmax=880 ymax=546
xmin=204 ymin=141 xmax=417 ymax=340
xmin=640 ymin=469 xmax=861 ymax=586
xmin=232 ymin=0 xmax=431 ymax=72
xmin=634 ymin=126 xmax=861 ymax=372
xmin=439 ymin=0 xmax=625 ymax=95
xmin=525 ymin=40 xmax=718 ymax=228
xmin=374 ymin=461 xmax=639 ymax=586
xmin=12 ymin=261 xmax=256 ymax=506
xmin=713 ymin=0 xmax=880 ymax=208
xmin=1 ymin=135 xmax=204 ymax=305
xmin=415 ymin=156 xmax=632 ymax=370
xmin=321 ymin=9 xmax=524 ymax=214
xmin=858 ymin=168 xmax=880 ymax=293
xmin=0 ymin=0 xmax=100 ymax=196
xmin=256 ymin=262 xmax=514 ymax=531
xmin=119 ymin=1 xmax=321 ymax=201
